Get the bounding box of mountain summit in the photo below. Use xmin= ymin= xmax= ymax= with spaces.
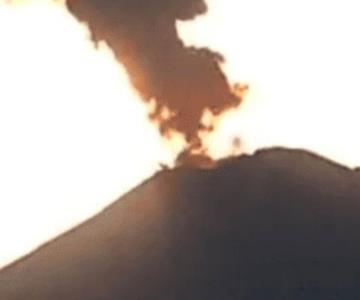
xmin=1 ymin=148 xmax=360 ymax=299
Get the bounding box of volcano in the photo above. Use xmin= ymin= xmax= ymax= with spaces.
xmin=1 ymin=148 xmax=360 ymax=299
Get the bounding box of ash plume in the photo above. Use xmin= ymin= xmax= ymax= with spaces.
xmin=66 ymin=0 xmax=244 ymax=148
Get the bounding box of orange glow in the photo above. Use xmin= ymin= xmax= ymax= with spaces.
xmin=0 ymin=0 xmax=185 ymax=268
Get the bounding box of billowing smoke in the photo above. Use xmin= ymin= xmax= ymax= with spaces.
xmin=66 ymin=0 xmax=244 ymax=150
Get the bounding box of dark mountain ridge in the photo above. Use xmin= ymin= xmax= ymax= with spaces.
xmin=1 ymin=148 xmax=360 ymax=299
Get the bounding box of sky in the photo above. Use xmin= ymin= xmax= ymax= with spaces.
xmin=1 ymin=0 xmax=360 ymax=269
xmin=0 ymin=0 xmax=182 ymax=268
xmin=178 ymin=0 xmax=360 ymax=165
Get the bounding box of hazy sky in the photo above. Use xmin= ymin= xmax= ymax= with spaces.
xmin=0 ymin=0 xmax=181 ymax=268
xmin=178 ymin=0 xmax=360 ymax=166
xmin=1 ymin=0 xmax=360 ymax=269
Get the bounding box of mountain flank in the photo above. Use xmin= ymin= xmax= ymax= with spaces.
xmin=1 ymin=148 xmax=360 ymax=299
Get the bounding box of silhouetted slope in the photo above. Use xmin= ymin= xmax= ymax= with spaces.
xmin=1 ymin=148 xmax=360 ymax=299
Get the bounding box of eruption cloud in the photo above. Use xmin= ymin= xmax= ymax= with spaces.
xmin=66 ymin=0 xmax=245 ymax=152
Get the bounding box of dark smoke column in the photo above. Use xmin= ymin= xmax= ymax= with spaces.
xmin=67 ymin=0 xmax=243 ymax=147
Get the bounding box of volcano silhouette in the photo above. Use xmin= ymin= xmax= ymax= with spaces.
xmin=1 ymin=148 xmax=360 ymax=299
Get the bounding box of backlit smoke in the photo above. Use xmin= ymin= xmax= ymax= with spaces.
xmin=66 ymin=0 xmax=245 ymax=150
xmin=3 ymin=0 xmax=360 ymax=272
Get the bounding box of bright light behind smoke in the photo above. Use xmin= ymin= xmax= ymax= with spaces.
xmin=0 ymin=0 xmax=185 ymax=268
xmin=2 ymin=0 xmax=360 ymax=270
xmin=178 ymin=0 xmax=360 ymax=166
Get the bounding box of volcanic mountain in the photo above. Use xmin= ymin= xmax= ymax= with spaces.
xmin=1 ymin=148 xmax=360 ymax=299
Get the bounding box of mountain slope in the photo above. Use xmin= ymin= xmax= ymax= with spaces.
xmin=1 ymin=148 xmax=360 ymax=299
